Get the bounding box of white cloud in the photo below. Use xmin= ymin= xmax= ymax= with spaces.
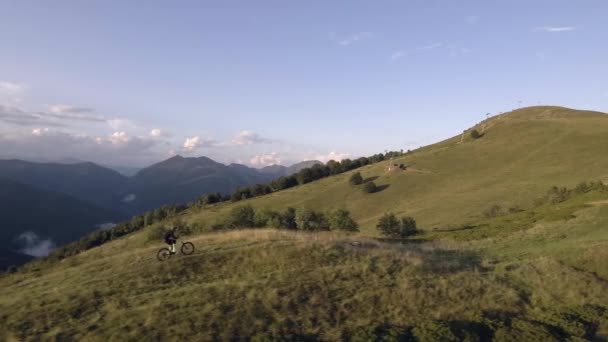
xmin=418 ymin=42 xmax=443 ymax=51
xmin=338 ymin=32 xmax=374 ymax=46
xmin=150 ymin=128 xmax=163 ymax=137
xmin=0 ymin=81 xmax=26 ymax=96
xmin=315 ymin=151 xmax=350 ymax=163
xmin=0 ymin=104 xmax=105 ymax=127
xmin=109 ymin=131 xmax=130 ymax=144
xmin=535 ymin=26 xmax=576 ymax=33
xmin=183 ymin=136 xmax=202 ymax=151
xmin=0 ymin=81 xmax=27 ymax=104
xmin=465 ymin=15 xmax=479 ymax=24
xmin=391 ymin=42 xmax=443 ymax=61
xmin=107 ymin=118 xmax=136 ymax=130
xmin=48 ymin=104 xmax=94 ymax=114
xmin=122 ymin=194 xmax=136 ymax=203
xmin=232 ymin=130 xmax=270 ymax=145
xmin=96 ymin=222 xmax=116 ymax=230
xmin=0 ymin=129 xmax=163 ymax=166
xmin=250 ymin=152 xmax=282 ymax=167
xmin=32 ymin=128 xmax=50 ymax=136
xmin=182 ymin=135 xmax=216 ymax=152
xmin=16 ymin=231 xmax=56 ymax=257
xmin=391 ymin=51 xmax=407 ymax=61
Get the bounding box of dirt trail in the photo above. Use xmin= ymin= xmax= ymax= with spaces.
xmin=588 ymin=200 xmax=608 ymax=206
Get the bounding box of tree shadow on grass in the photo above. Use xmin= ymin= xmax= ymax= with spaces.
xmin=420 ymin=248 xmax=485 ymax=274
xmin=373 ymin=184 xmax=390 ymax=193
xmin=365 ymin=238 xmax=485 ymax=274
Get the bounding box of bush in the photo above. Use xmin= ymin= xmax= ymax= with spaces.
xmin=400 ymin=216 xmax=418 ymax=236
xmin=349 ymin=172 xmax=364 ymax=185
xmin=362 ymin=181 xmax=378 ymax=193
xmin=253 ymin=208 xmax=280 ymax=228
xmin=296 ymin=208 xmax=329 ymax=231
xmin=280 ymin=207 xmax=297 ymax=229
xmin=376 ymin=213 xmax=419 ymax=238
xmin=547 ymin=186 xmax=570 ymax=204
xmin=483 ymin=205 xmax=504 ymax=218
xmin=328 ymin=209 xmax=359 ymax=231
xmin=470 ymin=129 xmax=482 ymax=139
xmin=227 ymin=205 xmax=255 ymax=228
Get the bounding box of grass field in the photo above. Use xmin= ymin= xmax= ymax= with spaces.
xmin=2 ymin=106 xmax=608 ymax=340
xmin=175 ymin=106 xmax=608 ymax=232
xmin=2 ymin=189 xmax=608 ymax=340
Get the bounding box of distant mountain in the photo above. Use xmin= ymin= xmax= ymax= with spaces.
xmin=0 ymin=179 xmax=121 ymax=270
xmin=260 ymin=160 xmax=323 ymax=177
xmin=0 ymin=156 xmax=297 ymax=215
xmin=129 ymin=156 xmax=276 ymax=211
xmin=104 ymin=165 xmax=142 ymax=177
xmin=0 ymin=159 xmax=131 ymax=215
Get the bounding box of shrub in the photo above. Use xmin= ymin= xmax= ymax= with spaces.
xmin=253 ymin=208 xmax=280 ymax=228
xmin=328 ymin=209 xmax=359 ymax=231
xmin=508 ymin=206 xmax=524 ymax=214
xmin=349 ymin=172 xmax=364 ymax=185
xmin=483 ymin=205 xmax=504 ymax=218
xmin=280 ymin=207 xmax=297 ymax=229
xmin=377 ymin=213 xmax=418 ymax=238
xmin=547 ymin=186 xmax=570 ymax=204
xmin=227 ymin=205 xmax=255 ymax=228
xmin=362 ymin=181 xmax=378 ymax=193
xmin=400 ymin=216 xmax=418 ymax=237
xmin=296 ymin=208 xmax=329 ymax=231
xmin=470 ymin=129 xmax=482 ymax=139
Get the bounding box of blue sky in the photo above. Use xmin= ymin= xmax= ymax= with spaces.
xmin=1 ymin=0 xmax=607 ymax=167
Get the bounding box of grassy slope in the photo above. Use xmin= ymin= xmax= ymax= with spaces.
xmin=2 ymin=191 xmax=607 ymax=340
xmin=182 ymin=106 xmax=608 ymax=232
xmin=2 ymin=106 xmax=608 ymax=340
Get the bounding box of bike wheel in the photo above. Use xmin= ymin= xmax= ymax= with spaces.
xmin=157 ymin=248 xmax=172 ymax=261
xmin=181 ymin=242 xmax=195 ymax=255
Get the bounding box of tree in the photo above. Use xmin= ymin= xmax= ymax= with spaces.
xmin=326 ymin=160 xmax=342 ymax=175
xmin=362 ymin=181 xmax=377 ymax=193
xmin=296 ymin=168 xmax=315 ymax=185
xmin=400 ymin=216 xmax=418 ymax=237
xmin=227 ymin=205 xmax=255 ymax=228
xmin=253 ymin=208 xmax=279 ymax=228
xmin=251 ymin=184 xmax=271 ymax=197
xmin=377 ymin=213 xmax=418 ymax=238
xmin=328 ymin=209 xmax=359 ymax=231
xmin=296 ymin=208 xmax=329 ymax=231
xmin=280 ymin=207 xmax=297 ymax=229
xmin=349 ymin=172 xmax=364 ymax=185
xmin=470 ymin=129 xmax=482 ymax=139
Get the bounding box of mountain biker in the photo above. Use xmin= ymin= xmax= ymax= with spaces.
xmin=164 ymin=226 xmax=178 ymax=254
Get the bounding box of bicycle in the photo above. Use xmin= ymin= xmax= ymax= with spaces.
xmin=157 ymin=239 xmax=195 ymax=261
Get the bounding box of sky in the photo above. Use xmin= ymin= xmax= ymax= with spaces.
xmin=1 ymin=0 xmax=607 ymax=168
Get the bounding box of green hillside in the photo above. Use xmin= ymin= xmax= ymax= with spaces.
xmin=181 ymin=106 xmax=608 ymax=232
xmin=2 ymin=106 xmax=608 ymax=340
xmin=2 ymin=186 xmax=607 ymax=339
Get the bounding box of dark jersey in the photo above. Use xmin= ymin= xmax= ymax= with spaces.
xmin=164 ymin=230 xmax=177 ymax=243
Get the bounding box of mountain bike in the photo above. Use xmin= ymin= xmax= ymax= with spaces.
xmin=157 ymin=240 xmax=195 ymax=261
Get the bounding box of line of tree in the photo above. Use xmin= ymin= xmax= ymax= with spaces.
xmin=376 ymin=213 xmax=420 ymax=238
xmin=46 ymin=203 xmax=189 ymax=262
xmin=225 ymin=151 xmax=407 ymax=203
xmin=36 ymin=150 xmax=408 ymax=265
xmin=215 ymin=205 xmax=359 ymax=232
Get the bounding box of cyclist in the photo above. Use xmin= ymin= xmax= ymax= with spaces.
xmin=163 ymin=226 xmax=178 ymax=254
